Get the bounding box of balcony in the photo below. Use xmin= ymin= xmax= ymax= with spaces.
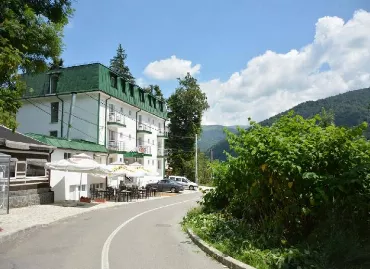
xmin=107 ymin=112 xmax=126 ymax=127
xmin=157 ymin=148 xmax=168 ymax=157
xmin=137 ymin=124 xmax=152 ymax=134
xmin=108 ymin=140 xmax=127 ymax=152
xmin=157 ymin=129 xmax=168 ymax=138
xmin=136 ymin=145 xmax=152 ymax=155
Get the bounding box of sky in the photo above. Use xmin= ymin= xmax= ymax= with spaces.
xmin=62 ymin=0 xmax=370 ymax=126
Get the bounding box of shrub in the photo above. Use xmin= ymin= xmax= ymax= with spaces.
xmin=198 ymin=112 xmax=370 ymax=268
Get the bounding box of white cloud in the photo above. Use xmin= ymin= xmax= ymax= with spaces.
xmin=201 ymin=10 xmax=370 ymax=126
xmin=144 ymin=55 xmax=201 ymax=80
xmin=136 ymin=77 xmax=148 ymax=88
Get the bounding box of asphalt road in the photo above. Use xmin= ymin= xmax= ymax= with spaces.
xmin=0 ymin=192 xmax=225 ymax=269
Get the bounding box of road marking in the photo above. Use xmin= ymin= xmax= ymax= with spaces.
xmin=101 ymin=198 xmax=198 ymax=269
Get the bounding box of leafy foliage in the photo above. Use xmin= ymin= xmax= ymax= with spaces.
xmin=0 ymin=0 xmax=73 ymax=130
xmin=166 ymin=73 xmax=209 ymax=176
xmin=110 ymin=44 xmax=135 ymax=83
xmin=142 ymin=84 xmax=164 ymax=101
xmin=185 ymin=112 xmax=370 ymax=268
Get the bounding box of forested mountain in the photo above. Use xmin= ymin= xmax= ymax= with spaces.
xmin=209 ymin=87 xmax=370 ymax=161
xmin=198 ymin=125 xmax=241 ymax=152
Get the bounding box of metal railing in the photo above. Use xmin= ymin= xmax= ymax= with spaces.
xmin=137 ymin=124 xmax=151 ymax=132
xmin=108 ymin=140 xmax=126 ymax=151
xmin=157 ymin=129 xmax=168 ymax=136
xmin=157 ymin=148 xmax=168 ymax=156
xmin=108 ymin=112 xmax=125 ymax=125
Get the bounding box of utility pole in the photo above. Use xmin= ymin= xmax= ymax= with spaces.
xmin=210 ymin=148 xmax=213 ymax=181
xmin=195 ymin=134 xmax=198 ymax=184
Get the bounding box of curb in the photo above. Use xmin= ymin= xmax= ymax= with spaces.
xmin=0 ymin=191 xmax=197 ymax=245
xmin=185 ymin=228 xmax=256 ymax=269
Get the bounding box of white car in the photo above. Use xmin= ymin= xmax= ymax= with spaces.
xmin=168 ymin=176 xmax=198 ymax=190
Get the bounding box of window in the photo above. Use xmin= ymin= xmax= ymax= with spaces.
xmin=120 ymin=107 xmax=124 ymax=114
xmin=64 ymin=152 xmax=72 ymax=159
xmin=148 ymin=138 xmax=150 ymax=144
xmin=50 ymin=75 xmax=58 ymax=94
xmin=152 ymin=160 xmax=154 ymax=165
xmin=109 ymin=104 xmax=114 ymax=113
xmin=122 ymin=79 xmax=126 ymax=93
xmin=120 ymin=158 xmax=123 ymax=162
xmin=138 ymin=115 xmax=142 ymax=124
xmin=129 ymin=134 xmax=131 ymax=140
xmin=109 ymin=157 xmax=114 ymax=164
xmin=99 ymin=183 xmax=103 ymax=189
xmin=152 ymin=119 xmax=154 ymax=125
xmin=139 ymin=90 xmax=145 ymax=102
xmin=152 ymin=140 xmax=154 ymax=145
xmin=50 ymin=130 xmax=58 ymax=137
xmin=51 ymin=102 xmax=59 ymax=123
xmin=109 ymin=130 xmax=116 ymax=141
xmin=129 ymin=110 xmax=132 ymax=116
xmin=110 ymin=74 xmax=117 ymax=88
xmin=148 ymin=160 xmax=150 ymax=165
xmin=158 ymin=160 xmax=161 ymax=169
xmin=120 ymin=133 xmax=123 ymax=139
xmin=81 ymin=185 xmax=86 ymax=191
xmin=129 ymin=84 xmax=134 ymax=97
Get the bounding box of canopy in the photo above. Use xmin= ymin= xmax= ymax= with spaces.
xmin=128 ymin=162 xmax=159 ymax=176
xmin=44 ymin=153 xmax=111 ymax=175
xmin=108 ymin=163 xmax=146 ymax=178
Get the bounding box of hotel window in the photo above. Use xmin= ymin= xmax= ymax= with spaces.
xmin=51 ymin=102 xmax=59 ymax=123
xmin=110 ymin=74 xmax=117 ymax=88
xmin=50 ymin=130 xmax=58 ymax=137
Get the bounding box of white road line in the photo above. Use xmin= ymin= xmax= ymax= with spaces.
xmin=101 ymin=198 xmax=198 ymax=269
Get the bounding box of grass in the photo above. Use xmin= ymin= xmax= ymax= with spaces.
xmin=182 ymin=207 xmax=370 ymax=269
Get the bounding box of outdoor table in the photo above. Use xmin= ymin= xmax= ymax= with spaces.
xmin=117 ymin=190 xmax=131 ymax=202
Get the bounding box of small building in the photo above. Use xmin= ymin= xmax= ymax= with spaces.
xmin=0 ymin=125 xmax=55 ymax=208
xmin=26 ymin=133 xmax=110 ymax=201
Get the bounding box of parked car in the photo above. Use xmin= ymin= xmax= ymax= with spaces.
xmin=146 ymin=179 xmax=184 ymax=193
xmin=168 ymin=176 xmax=198 ymax=190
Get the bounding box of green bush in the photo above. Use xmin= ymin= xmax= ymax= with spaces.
xmin=193 ymin=112 xmax=370 ymax=268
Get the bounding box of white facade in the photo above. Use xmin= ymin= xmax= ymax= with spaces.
xmin=17 ymin=91 xmax=167 ymax=192
xmin=49 ymin=149 xmax=108 ymax=201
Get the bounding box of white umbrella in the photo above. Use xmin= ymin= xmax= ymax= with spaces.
xmin=45 ymin=153 xmax=112 ymax=200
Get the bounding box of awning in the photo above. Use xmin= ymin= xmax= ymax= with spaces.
xmin=27 ymin=159 xmax=47 ymax=167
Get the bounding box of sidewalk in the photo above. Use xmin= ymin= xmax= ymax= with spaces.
xmin=0 ymin=190 xmax=196 ymax=243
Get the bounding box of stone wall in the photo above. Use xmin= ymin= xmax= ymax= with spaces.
xmin=9 ymin=188 xmax=54 ymax=208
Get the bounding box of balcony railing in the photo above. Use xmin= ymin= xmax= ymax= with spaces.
xmin=157 ymin=129 xmax=168 ymax=137
xmin=137 ymin=124 xmax=152 ymax=133
xmin=157 ymin=148 xmax=168 ymax=156
xmin=108 ymin=140 xmax=127 ymax=152
xmin=137 ymin=145 xmax=151 ymax=155
xmin=108 ymin=112 xmax=125 ymax=125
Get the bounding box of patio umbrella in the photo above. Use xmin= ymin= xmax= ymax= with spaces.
xmin=128 ymin=162 xmax=159 ymax=176
xmin=44 ymin=153 xmax=112 ymax=200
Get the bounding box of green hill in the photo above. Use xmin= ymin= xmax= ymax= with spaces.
xmin=198 ymin=125 xmax=241 ymax=152
xmin=210 ymin=87 xmax=370 ymax=161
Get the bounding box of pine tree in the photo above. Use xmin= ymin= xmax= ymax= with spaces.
xmin=110 ymin=44 xmax=135 ymax=83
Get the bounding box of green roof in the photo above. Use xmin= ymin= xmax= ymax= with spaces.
xmin=25 ymin=133 xmax=108 ymax=153
xmin=22 ymin=63 xmax=167 ymax=119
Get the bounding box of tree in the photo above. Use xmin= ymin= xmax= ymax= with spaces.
xmin=167 ymin=73 xmax=209 ymax=177
xmin=48 ymin=57 xmax=64 ymax=70
xmin=0 ymin=0 xmax=73 ymax=130
xmin=153 ymin=85 xmax=164 ymax=100
xmin=318 ymin=107 xmax=335 ymax=127
xmin=142 ymin=84 xmax=164 ymax=100
xmin=110 ymin=44 xmax=135 ymax=84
